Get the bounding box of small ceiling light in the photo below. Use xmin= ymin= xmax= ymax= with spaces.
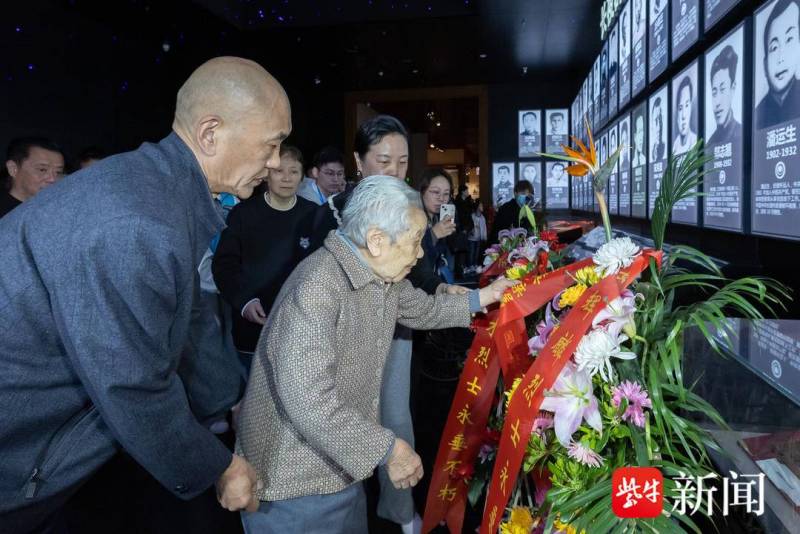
xmin=429 ymin=143 xmax=435 ymax=148
xmin=436 ymin=121 xmax=441 ymax=127
xmin=378 ymin=70 xmax=384 ymax=77
xmin=412 ymin=68 xmax=419 ymax=74
xmin=479 ymin=53 xmax=487 ymax=59
xmin=313 ymin=76 xmax=321 ymax=85
xmin=162 ymin=41 xmax=171 ymax=52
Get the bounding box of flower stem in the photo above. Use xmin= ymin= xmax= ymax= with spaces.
xmin=594 ymin=189 xmax=612 ymax=243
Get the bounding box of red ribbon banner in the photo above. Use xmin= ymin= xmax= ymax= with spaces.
xmin=479 ymin=251 xmax=662 ymax=534
xmin=492 ymin=258 xmax=594 ymax=381
xmin=422 ymin=311 xmax=502 ymax=534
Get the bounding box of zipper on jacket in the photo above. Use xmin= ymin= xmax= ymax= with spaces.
xmin=25 ymin=468 xmax=41 ymax=499
xmin=23 ymin=404 xmax=95 ymax=499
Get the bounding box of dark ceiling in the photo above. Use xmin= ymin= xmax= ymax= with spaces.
xmin=187 ymin=0 xmax=604 ymax=89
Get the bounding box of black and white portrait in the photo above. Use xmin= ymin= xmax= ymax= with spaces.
xmin=752 ymin=0 xmax=800 ymax=239
xmin=492 ymin=163 xmax=515 ymax=206
xmin=518 ymin=110 xmax=541 ymax=157
xmin=672 ymin=0 xmax=699 ymax=60
xmin=648 ymin=85 xmax=669 ymax=217
xmin=519 ymin=162 xmax=543 ymax=206
xmin=754 ymin=0 xmax=800 ymax=130
xmin=704 ymin=24 xmax=745 ymax=231
xmin=609 ymin=23 xmax=619 ymax=117
xmin=672 ymin=62 xmax=699 ymax=155
xmin=545 ymin=109 xmax=569 ymax=153
xmin=546 ymin=162 xmax=569 ymax=209
xmin=649 ymin=0 xmax=669 ymax=80
xmin=619 ymin=1 xmax=633 ymax=106
xmin=631 ymin=0 xmax=647 ymax=96
xmin=618 ymin=114 xmax=632 ymax=215
xmin=631 ymin=102 xmax=648 ymax=218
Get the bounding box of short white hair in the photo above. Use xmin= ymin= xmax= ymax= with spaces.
xmin=341 ymin=175 xmax=423 ymax=247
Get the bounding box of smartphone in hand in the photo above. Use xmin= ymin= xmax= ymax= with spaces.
xmin=439 ymin=203 xmax=456 ymax=221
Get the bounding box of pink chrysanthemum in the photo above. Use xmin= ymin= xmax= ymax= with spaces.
xmin=611 ymin=380 xmax=653 ymax=427
xmin=567 ymin=441 xmax=604 ymax=468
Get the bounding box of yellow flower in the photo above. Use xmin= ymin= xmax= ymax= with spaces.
xmin=499 ymin=506 xmax=535 ymax=534
xmin=559 ymin=284 xmax=587 ymax=308
xmin=506 ymin=266 xmax=527 ymax=280
xmin=574 ymin=266 xmax=600 ymax=286
xmin=504 ymin=377 xmax=523 ymax=409
xmin=554 ymin=518 xmax=586 ymax=534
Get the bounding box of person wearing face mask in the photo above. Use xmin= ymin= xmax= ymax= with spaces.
xmin=756 ymin=0 xmax=800 ymax=129
xmin=0 ymin=137 xmax=65 ymax=219
xmin=213 ymin=145 xmax=317 ymax=377
xmin=488 ymin=179 xmax=540 ymax=244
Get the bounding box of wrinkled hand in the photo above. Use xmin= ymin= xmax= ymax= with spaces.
xmin=445 ymin=284 xmax=469 ymax=295
xmin=432 ymin=216 xmax=457 ymax=239
xmin=478 ymin=277 xmax=520 ymax=308
xmin=386 ymin=438 xmax=423 ymax=490
xmin=216 ymin=454 xmax=262 ymax=512
xmin=243 ymin=300 xmax=267 ymax=325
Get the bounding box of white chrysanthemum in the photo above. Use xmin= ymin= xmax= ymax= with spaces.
xmin=593 ymin=237 xmax=640 ymax=277
xmin=573 ymin=329 xmax=637 ymax=382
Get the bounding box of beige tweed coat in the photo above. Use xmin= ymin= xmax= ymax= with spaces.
xmin=236 ymin=232 xmax=472 ymax=501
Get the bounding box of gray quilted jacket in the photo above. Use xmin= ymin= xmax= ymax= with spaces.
xmin=237 ymin=231 xmax=471 ymax=500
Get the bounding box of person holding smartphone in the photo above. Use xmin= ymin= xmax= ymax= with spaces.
xmin=418 ymin=168 xmax=458 ymax=284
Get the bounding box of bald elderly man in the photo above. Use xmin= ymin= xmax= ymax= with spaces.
xmin=0 ymin=57 xmax=287 ymax=532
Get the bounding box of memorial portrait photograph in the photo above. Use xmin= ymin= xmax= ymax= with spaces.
xmin=545 ymin=162 xmax=569 ymax=208
xmin=649 ymin=88 xmax=669 ymax=164
xmin=619 ymin=0 xmax=632 ymax=108
xmin=649 ymin=0 xmax=669 ymax=80
xmin=631 ymin=101 xmax=648 ymax=217
xmin=706 ymin=28 xmax=744 ymax=148
xmin=673 ymin=0 xmax=700 ymax=59
xmin=672 ymin=61 xmax=699 ymax=155
xmin=492 ymin=162 xmax=515 ymax=206
xmin=518 ymin=110 xmax=541 ymax=157
xmin=753 ymin=0 xmax=800 ymax=238
xmin=632 ymin=0 xmax=647 ymax=95
xmin=519 ymin=162 xmax=543 ymax=206
xmin=619 ymin=113 xmax=633 ymax=215
xmin=545 ymin=109 xmax=569 ymax=153
xmin=704 ymin=24 xmax=745 ymax=231
xmin=754 ymin=0 xmax=800 ymax=130
xmin=609 ymin=22 xmax=619 ymax=116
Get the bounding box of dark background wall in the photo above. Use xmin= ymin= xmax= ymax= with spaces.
xmin=1 ymin=0 xmax=346 ymax=166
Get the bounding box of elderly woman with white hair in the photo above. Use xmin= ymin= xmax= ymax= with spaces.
xmin=236 ymin=176 xmax=514 ymax=533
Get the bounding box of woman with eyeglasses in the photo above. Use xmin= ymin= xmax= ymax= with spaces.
xmin=417 ymin=168 xmax=458 ymax=284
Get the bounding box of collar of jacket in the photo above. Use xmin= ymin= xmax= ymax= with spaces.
xmin=161 ymin=132 xmax=226 ymax=243
xmin=324 ymin=231 xmax=384 ymax=290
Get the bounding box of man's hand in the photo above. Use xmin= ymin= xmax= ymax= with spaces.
xmin=216 ymin=454 xmax=262 ymax=512
xmin=445 ymin=284 xmax=469 ymax=295
xmin=478 ymin=277 xmax=520 ymax=308
xmin=386 ymin=438 xmax=423 ymax=490
xmin=242 ymin=299 xmax=267 ymax=325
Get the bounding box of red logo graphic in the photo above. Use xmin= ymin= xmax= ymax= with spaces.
xmin=612 ymin=467 xmax=663 ymax=518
